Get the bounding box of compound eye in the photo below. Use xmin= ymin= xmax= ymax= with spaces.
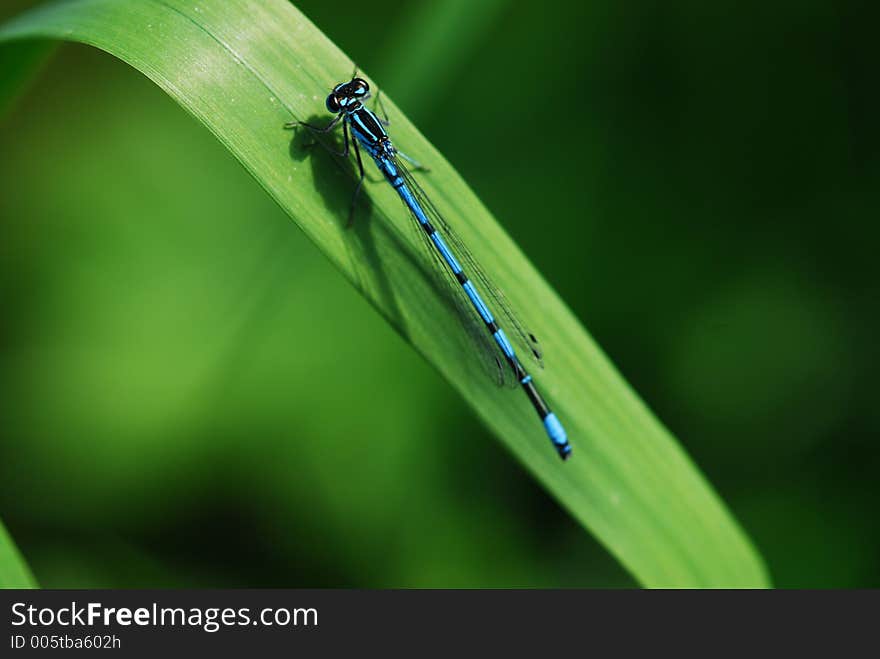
xmin=326 ymin=94 xmax=341 ymax=113
xmin=351 ymin=77 xmax=369 ymax=97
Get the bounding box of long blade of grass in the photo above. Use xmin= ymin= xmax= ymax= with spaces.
xmin=0 ymin=0 xmax=769 ymax=587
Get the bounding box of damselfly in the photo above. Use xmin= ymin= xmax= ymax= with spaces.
xmin=287 ymin=74 xmax=571 ymax=460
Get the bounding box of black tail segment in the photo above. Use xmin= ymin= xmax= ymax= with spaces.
xmin=513 ymin=362 xmax=571 ymax=460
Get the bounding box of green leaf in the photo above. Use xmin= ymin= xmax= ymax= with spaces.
xmin=0 ymin=519 xmax=36 ymax=588
xmin=0 ymin=0 xmax=769 ymax=587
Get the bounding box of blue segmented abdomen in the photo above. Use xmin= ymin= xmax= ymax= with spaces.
xmin=492 ymin=327 xmax=516 ymax=360
xmin=363 ymin=147 xmax=571 ymax=460
xmin=461 ymin=280 xmax=494 ymax=324
xmin=396 ymin=182 xmax=430 ymax=225
xmin=429 ymin=231 xmax=465 ymax=277
xmin=543 ymin=413 xmax=568 ymax=450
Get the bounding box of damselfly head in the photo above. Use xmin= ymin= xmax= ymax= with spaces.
xmin=326 ymin=78 xmax=370 ymax=113
xmin=347 ymin=78 xmax=370 ymax=97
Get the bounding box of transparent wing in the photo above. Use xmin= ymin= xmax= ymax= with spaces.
xmin=396 ymin=175 xmax=509 ymax=387
xmin=393 ymin=156 xmax=544 ymax=387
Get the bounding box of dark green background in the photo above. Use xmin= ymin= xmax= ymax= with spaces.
xmin=1 ymin=0 xmax=877 ymax=587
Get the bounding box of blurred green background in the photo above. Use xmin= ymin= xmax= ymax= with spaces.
xmin=1 ymin=0 xmax=877 ymax=588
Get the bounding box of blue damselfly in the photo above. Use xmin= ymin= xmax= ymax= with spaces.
xmin=287 ymin=74 xmax=571 ymax=460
